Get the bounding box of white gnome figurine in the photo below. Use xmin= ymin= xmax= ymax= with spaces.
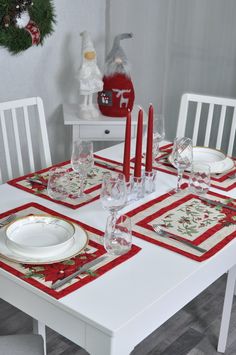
xmin=77 ymin=31 xmax=103 ymax=119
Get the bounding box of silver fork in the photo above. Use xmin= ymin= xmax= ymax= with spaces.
xmin=152 ymin=224 xmax=207 ymax=253
xmin=0 ymin=214 xmax=16 ymax=227
xmin=228 ymin=174 xmax=236 ymax=180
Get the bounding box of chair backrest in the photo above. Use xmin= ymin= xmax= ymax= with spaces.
xmin=176 ymin=93 xmax=236 ymax=156
xmin=0 ymin=97 xmax=52 ymax=184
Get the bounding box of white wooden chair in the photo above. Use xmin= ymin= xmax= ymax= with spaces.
xmin=0 ymin=334 xmax=44 ymax=355
xmin=0 ymin=97 xmax=52 ymax=183
xmin=0 ymin=97 xmax=51 ymax=353
xmin=177 ymin=93 xmax=236 ymax=155
xmin=177 ymin=93 xmax=236 ymax=353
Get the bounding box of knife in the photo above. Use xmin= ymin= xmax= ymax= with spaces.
xmin=51 ymin=255 xmax=107 ymax=290
xmin=199 ymin=197 xmax=236 ymax=212
xmin=27 ymin=178 xmax=48 ymax=187
xmin=95 ymin=160 xmax=119 ymax=169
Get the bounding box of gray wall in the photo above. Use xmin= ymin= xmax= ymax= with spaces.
xmin=1 ymin=0 xmax=236 ymax=163
xmin=108 ymin=0 xmax=236 ymax=148
xmin=0 ymin=0 xmax=106 ymax=163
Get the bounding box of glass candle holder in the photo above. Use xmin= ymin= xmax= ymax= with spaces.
xmin=144 ymin=170 xmax=157 ymax=194
xmin=130 ymin=175 xmax=145 ymax=201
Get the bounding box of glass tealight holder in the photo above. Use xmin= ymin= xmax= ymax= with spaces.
xmin=144 ymin=170 xmax=157 ymax=194
xmin=130 ymin=175 xmax=145 ymax=201
xmin=125 ymin=179 xmax=133 ymax=204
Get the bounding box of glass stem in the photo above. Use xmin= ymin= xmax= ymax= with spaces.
xmin=177 ymin=168 xmax=184 ymax=191
xmin=77 ymin=172 xmax=86 ymax=197
xmin=110 ymin=211 xmax=117 ymax=232
xmin=80 ymin=176 xmax=85 ymax=196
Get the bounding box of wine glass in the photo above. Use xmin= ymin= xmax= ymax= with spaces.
xmin=100 ymin=171 xmax=127 ymax=224
xmin=71 ymin=140 xmax=94 ymax=200
xmin=153 ymin=114 xmax=165 ymax=161
xmin=171 ymin=137 xmax=193 ymax=193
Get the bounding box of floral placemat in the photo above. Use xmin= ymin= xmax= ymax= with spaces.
xmin=126 ymin=188 xmax=236 ymax=261
xmin=0 ymin=203 xmax=140 ymax=299
xmin=7 ymin=156 xmax=123 ymax=210
xmin=131 ymin=143 xmax=236 ymax=191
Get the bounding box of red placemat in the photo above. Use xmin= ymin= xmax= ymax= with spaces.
xmin=7 ymin=156 xmax=123 ymax=210
xmin=126 ymin=187 xmax=236 ymax=262
xmin=0 ymin=203 xmax=140 ymax=299
xmin=131 ymin=143 xmax=236 ymax=191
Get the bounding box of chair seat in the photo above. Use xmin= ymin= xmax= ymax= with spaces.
xmin=0 ymin=334 xmax=44 ymax=355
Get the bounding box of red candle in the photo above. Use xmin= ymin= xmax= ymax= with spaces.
xmin=134 ymin=109 xmax=143 ymax=178
xmin=123 ymin=111 xmax=131 ymax=182
xmin=145 ymin=104 xmax=154 ymax=172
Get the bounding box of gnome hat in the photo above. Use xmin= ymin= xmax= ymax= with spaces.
xmin=104 ymin=33 xmax=133 ymax=77
xmin=80 ymin=31 xmax=96 ymax=60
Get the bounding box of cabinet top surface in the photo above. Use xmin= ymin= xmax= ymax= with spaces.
xmin=63 ymin=103 xmax=147 ymax=125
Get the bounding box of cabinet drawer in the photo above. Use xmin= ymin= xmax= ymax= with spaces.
xmin=79 ymin=124 xmax=136 ymax=140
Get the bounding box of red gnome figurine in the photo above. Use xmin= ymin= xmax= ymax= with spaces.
xmin=98 ymin=33 xmax=135 ymax=117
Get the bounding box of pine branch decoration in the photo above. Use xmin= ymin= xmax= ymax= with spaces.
xmin=0 ymin=0 xmax=56 ymax=54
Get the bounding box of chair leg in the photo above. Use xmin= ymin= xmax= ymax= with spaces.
xmin=33 ymin=319 xmax=46 ymax=355
xmin=217 ymin=265 xmax=236 ymax=353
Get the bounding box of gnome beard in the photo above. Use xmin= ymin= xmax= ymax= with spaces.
xmin=98 ymin=33 xmax=135 ymax=117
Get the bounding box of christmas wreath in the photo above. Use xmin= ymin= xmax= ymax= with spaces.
xmin=0 ymin=0 xmax=56 ymax=54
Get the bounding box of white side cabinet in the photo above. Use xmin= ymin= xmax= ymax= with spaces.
xmin=63 ymin=104 xmax=147 ymax=142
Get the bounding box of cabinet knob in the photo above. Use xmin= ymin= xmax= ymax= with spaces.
xmin=104 ymin=129 xmax=110 ymax=134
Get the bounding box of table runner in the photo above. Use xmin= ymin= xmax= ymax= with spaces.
xmin=130 ymin=143 xmax=236 ymax=191
xmin=126 ymin=187 xmax=236 ymax=262
xmin=7 ymin=155 xmax=123 ymax=210
xmin=0 ymin=203 xmax=140 ymax=299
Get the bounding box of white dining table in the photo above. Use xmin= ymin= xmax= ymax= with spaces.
xmin=0 ymin=141 xmax=236 ymax=355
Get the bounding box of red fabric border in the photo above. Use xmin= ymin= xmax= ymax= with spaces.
xmin=7 ymin=157 xmax=122 ymax=210
xmin=0 ymin=203 xmax=141 ymax=299
xmin=126 ymin=187 xmax=236 ymax=262
xmin=137 ymin=193 xmax=226 ymax=245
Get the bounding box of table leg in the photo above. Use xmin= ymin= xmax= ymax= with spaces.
xmin=33 ymin=319 xmax=46 ymax=355
xmin=217 ymin=265 xmax=236 ymax=353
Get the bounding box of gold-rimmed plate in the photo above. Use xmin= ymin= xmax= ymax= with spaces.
xmin=169 ymin=146 xmax=234 ymax=174
xmin=0 ymin=219 xmax=88 ymax=264
xmin=6 ymin=215 xmax=75 ymax=258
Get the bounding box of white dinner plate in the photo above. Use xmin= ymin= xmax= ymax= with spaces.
xmin=169 ymin=147 xmax=234 ymax=174
xmin=0 ymin=220 xmax=88 ymax=264
xmin=6 ymin=215 xmax=75 ymax=258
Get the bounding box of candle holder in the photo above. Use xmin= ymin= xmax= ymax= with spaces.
xmin=129 ymin=175 xmax=145 ymax=201
xmin=144 ymin=170 xmax=157 ymax=195
xmin=125 ymin=179 xmax=133 ymax=203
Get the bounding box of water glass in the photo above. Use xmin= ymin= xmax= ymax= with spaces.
xmin=100 ymin=172 xmax=127 ymax=217
xmin=71 ymin=140 xmax=94 ymax=199
xmin=153 ymin=114 xmax=165 ymax=160
xmin=189 ymin=163 xmax=211 ymax=195
xmin=47 ymin=167 xmax=69 ymax=200
xmin=104 ymin=214 xmax=132 ymax=255
xmin=172 ymin=137 xmax=193 ymax=193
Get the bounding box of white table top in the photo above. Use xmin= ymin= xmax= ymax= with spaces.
xmin=0 ymin=141 xmax=235 ymax=352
